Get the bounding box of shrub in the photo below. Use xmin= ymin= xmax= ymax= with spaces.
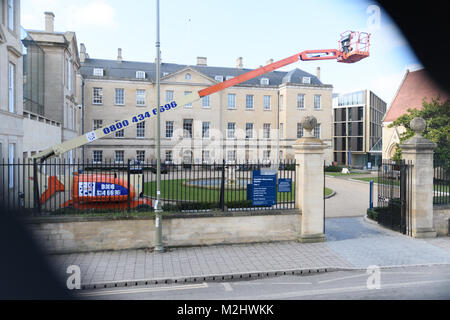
xmin=325 ymin=164 xmax=343 ymax=172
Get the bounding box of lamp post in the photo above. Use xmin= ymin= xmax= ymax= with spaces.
xmin=154 ymin=0 xmax=164 ymax=253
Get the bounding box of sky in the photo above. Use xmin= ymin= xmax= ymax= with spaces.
xmin=21 ymin=0 xmax=423 ymax=105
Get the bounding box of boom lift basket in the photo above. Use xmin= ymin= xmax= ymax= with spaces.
xmin=337 ymin=31 xmax=371 ymax=63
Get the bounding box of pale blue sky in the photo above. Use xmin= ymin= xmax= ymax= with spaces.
xmin=22 ymin=0 xmax=422 ymax=104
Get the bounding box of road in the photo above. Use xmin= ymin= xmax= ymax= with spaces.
xmin=75 ymin=265 xmax=450 ymax=300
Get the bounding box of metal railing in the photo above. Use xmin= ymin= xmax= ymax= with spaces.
xmin=434 ymin=160 xmax=450 ymax=205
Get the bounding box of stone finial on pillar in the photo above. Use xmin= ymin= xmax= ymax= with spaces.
xmin=293 ymin=116 xmax=327 ymax=243
xmin=400 ymin=117 xmax=437 ymax=238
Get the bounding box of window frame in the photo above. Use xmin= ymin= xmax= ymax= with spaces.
xmin=114 ymin=150 xmax=125 ymax=164
xmin=165 ymin=121 xmax=174 ymax=139
xmin=263 ymin=123 xmax=271 ymax=139
xmin=314 ymin=95 xmax=322 ymax=110
xmin=136 ymin=89 xmax=146 ymax=106
xmin=136 ymin=121 xmax=145 ymax=139
xmin=8 ymin=62 xmax=15 ymax=113
xmin=114 ymin=88 xmax=125 ymax=106
xmin=227 ymin=94 xmax=236 ymax=110
xmin=297 ymin=94 xmax=305 ymax=109
xmin=202 ymin=122 xmax=210 ymax=139
xmin=245 ymin=123 xmax=254 ymax=139
xmin=263 ymin=95 xmax=271 ymax=111
xmin=92 ymin=87 xmax=103 ymax=105
xmin=227 ymin=122 xmax=236 ymax=139
xmin=246 ymin=94 xmax=254 ymax=110
xmin=92 ymin=150 xmax=103 ymax=164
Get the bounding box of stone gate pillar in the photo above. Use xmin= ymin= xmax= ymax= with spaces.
xmin=293 ymin=116 xmax=327 ymax=243
xmin=400 ymin=117 xmax=437 ymax=238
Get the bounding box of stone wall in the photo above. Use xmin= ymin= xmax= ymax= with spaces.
xmin=23 ymin=210 xmax=301 ymax=254
xmin=434 ymin=205 xmax=450 ymax=236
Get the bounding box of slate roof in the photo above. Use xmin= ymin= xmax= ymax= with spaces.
xmin=80 ymin=58 xmax=326 ymax=87
xmin=384 ymin=69 xmax=450 ymax=123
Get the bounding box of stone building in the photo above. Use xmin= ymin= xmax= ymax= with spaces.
xmin=80 ymin=48 xmax=334 ymax=165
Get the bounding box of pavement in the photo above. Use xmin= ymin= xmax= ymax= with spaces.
xmin=47 ymin=175 xmax=450 ymax=290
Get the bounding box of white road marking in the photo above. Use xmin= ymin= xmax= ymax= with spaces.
xmin=222 ymin=283 xmax=233 ymax=292
xmin=78 ymin=282 xmax=209 ymax=297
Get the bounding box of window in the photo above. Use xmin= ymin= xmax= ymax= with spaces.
xmin=260 ymin=78 xmax=269 ymax=85
xmin=279 ymin=123 xmax=284 ymax=138
xmin=246 ymin=95 xmax=254 ymax=110
xmin=314 ymin=95 xmax=321 ymax=109
xmin=280 ymin=95 xmax=284 ymax=111
xmin=184 ymin=91 xmax=192 ymax=108
xmin=185 ymin=73 xmax=191 ymax=80
xmin=227 ymin=150 xmax=236 ymax=163
xmin=165 ymin=150 xmax=173 ymax=163
xmin=165 ymin=121 xmax=174 ymax=138
xmin=263 ymin=123 xmax=271 ymax=139
xmin=67 ymin=59 xmax=72 ymax=91
xmin=227 ymin=123 xmax=235 ymax=139
xmin=202 ymin=95 xmax=210 ymax=108
xmin=93 ymin=120 xmax=103 ymax=130
xmin=93 ymin=88 xmax=103 ymax=104
xmin=136 ymin=150 xmax=145 ymax=162
xmin=314 ymin=124 xmax=321 ymax=139
xmin=93 ymin=151 xmax=103 ymax=164
xmin=264 ymin=95 xmax=271 ymax=110
xmin=115 ymin=151 xmax=124 ymax=164
xmin=183 ymin=119 xmax=193 ymax=138
xmin=115 ymin=88 xmax=125 ymax=105
xmin=246 ymin=123 xmax=254 ymax=139
xmin=165 ymin=90 xmax=174 ymax=103
xmin=202 ymin=122 xmax=210 ymax=139
xmin=215 ymin=75 xmax=224 ymax=82
xmin=136 ymin=71 xmax=146 ymax=79
xmin=93 ymin=68 xmax=104 ymax=76
xmin=302 ymin=77 xmax=311 ymax=84
xmin=8 ymin=62 xmax=14 ymax=113
xmin=202 ymin=151 xmax=210 ymax=164
xmin=8 ymin=143 xmax=15 ymax=188
xmin=115 ymin=120 xmax=124 ymax=138
xmin=297 ymin=123 xmax=304 ymax=139
xmin=228 ymin=94 xmax=236 ymax=109
xmin=297 ymin=94 xmax=305 ymax=109
xmin=136 ymin=122 xmax=145 ymax=138
xmin=263 ymin=150 xmax=271 ymax=161
xmin=8 ymin=0 xmax=14 ymax=30
xmin=136 ymin=90 xmax=146 ymax=106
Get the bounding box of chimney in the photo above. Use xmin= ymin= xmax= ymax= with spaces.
xmin=197 ymin=57 xmax=207 ymax=66
xmin=236 ymin=57 xmax=243 ymax=69
xmin=316 ymin=67 xmax=321 ymax=80
xmin=117 ymin=48 xmax=123 ymax=63
xmin=80 ymin=43 xmax=87 ymax=63
xmin=44 ymin=12 xmax=55 ymax=33
xmin=266 ymin=59 xmax=274 ymax=65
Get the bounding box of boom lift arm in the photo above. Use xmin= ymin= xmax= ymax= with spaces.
xmin=32 ymin=31 xmax=370 ymax=163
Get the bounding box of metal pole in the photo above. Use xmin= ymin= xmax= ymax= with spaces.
xmin=154 ymin=0 xmax=164 ymax=253
xmin=81 ymin=78 xmax=85 ymax=161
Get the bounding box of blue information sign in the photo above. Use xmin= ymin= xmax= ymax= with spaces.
xmin=252 ymin=170 xmax=277 ymax=207
xmin=278 ymin=179 xmax=292 ymax=193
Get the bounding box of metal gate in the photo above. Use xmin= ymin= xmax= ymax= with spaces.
xmin=377 ymin=159 xmax=412 ymax=235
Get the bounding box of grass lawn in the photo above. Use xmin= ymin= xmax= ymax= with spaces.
xmin=353 ymin=177 xmax=449 ymax=192
xmin=144 ymin=180 xmax=334 ymax=202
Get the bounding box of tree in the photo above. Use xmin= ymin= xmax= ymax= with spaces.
xmin=388 ymin=98 xmax=450 ymax=165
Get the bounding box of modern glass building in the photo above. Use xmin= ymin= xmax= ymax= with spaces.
xmin=333 ymin=90 xmax=387 ymax=168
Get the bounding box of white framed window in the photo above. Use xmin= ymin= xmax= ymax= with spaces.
xmin=93 ymin=120 xmax=103 ymax=130
xmin=165 ymin=121 xmax=174 ymax=138
xmin=263 ymin=150 xmax=271 ymax=161
xmin=260 ymin=78 xmax=269 ymax=85
xmin=115 ymin=120 xmax=124 ymax=138
xmin=136 ymin=89 xmax=146 ymax=106
xmin=215 ymin=75 xmax=224 ymax=82
xmin=202 ymin=122 xmax=210 ymax=139
xmin=93 ymin=68 xmax=104 ymax=76
xmin=185 ymin=73 xmax=191 ymax=80
xmin=227 ymin=150 xmax=236 ymax=163
xmin=202 ymin=95 xmax=210 ymax=108
xmin=136 ymin=150 xmax=145 ymax=162
xmin=165 ymin=150 xmax=173 ymax=163
xmin=279 ymin=123 xmax=284 ymax=138
xmin=8 ymin=143 xmax=15 ymax=188
xmin=136 ymin=71 xmax=146 ymax=79
xmin=183 ymin=119 xmax=193 ymax=138
xmin=184 ymin=91 xmax=192 ymax=108
xmin=115 ymin=88 xmax=125 ymax=105
xmin=314 ymin=124 xmax=321 ymax=139
xmin=297 ymin=94 xmax=305 ymax=109
xmin=202 ymin=150 xmax=210 ymax=164
xmin=264 ymin=95 xmax=271 ymax=110
xmin=93 ymin=151 xmax=103 ymax=164
xmin=302 ymin=77 xmax=311 ymax=84
xmin=246 ymin=123 xmax=254 ymax=139
xmin=227 ymin=123 xmax=235 ymax=139
xmin=297 ymin=123 xmax=304 ymax=138
xmin=136 ymin=121 xmax=145 ymax=138
xmin=280 ymin=95 xmax=284 ymax=111
xmin=314 ymin=95 xmax=321 ymax=109
xmin=66 ymin=59 xmax=72 ymax=91
xmin=228 ymin=94 xmax=236 ymax=109
xmin=8 ymin=0 xmax=14 ymax=31
xmin=165 ymin=90 xmax=174 ymax=103
xmin=246 ymin=95 xmax=254 ymax=110
xmin=93 ymin=88 xmax=103 ymax=104
xmin=8 ymin=62 xmax=15 ymax=113
xmin=263 ymin=123 xmax=271 ymax=139
xmin=115 ymin=151 xmax=124 ymax=164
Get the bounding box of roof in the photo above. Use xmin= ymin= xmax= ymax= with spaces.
xmin=80 ymin=58 xmax=327 ymax=87
xmin=384 ymin=69 xmax=450 ymax=123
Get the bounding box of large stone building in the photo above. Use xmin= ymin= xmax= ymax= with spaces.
xmin=80 ymin=48 xmax=334 ymax=165
xmin=0 ymin=0 xmax=23 ymax=162
xmin=333 ymin=90 xmax=386 ymax=168
xmin=382 ymin=69 xmax=450 ymax=160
